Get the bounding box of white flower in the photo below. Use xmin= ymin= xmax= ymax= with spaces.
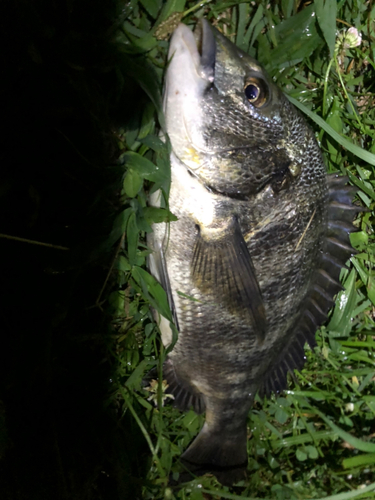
xmin=343 ymin=27 xmax=362 ymax=49
xmin=345 ymin=402 xmax=354 ymax=413
xmin=336 ymin=27 xmax=362 ymax=53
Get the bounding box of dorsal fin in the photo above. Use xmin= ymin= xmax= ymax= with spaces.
xmin=260 ymin=174 xmax=361 ymax=396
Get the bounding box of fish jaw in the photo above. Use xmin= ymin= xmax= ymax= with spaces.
xmin=163 ymin=21 xmax=215 ymax=170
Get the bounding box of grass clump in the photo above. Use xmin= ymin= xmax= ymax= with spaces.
xmin=109 ymin=0 xmax=375 ymax=499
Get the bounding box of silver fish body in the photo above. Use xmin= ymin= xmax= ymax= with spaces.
xmin=148 ymin=19 xmax=358 ymax=484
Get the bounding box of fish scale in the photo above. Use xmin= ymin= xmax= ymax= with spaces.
xmin=148 ymin=19 xmax=360 ymax=485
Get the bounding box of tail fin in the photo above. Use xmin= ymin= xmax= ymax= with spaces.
xmin=179 ymin=422 xmax=248 ymax=485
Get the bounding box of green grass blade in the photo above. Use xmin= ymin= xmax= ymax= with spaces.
xmin=312 ymin=407 xmax=375 ymax=453
xmin=315 ymin=0 xmax=337 ymax=57
xmin=343 ymin=453 xmax=375 ymax=469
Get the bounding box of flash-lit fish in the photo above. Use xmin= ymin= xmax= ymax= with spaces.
xmin=148 ymin=19 xmax=359 ymax=485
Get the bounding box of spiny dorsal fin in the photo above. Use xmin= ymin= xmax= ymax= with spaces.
xmin=260 ymin=174 xmax=361 ymax=396
xmin=191 ymin=216 xmax=266 ymax=343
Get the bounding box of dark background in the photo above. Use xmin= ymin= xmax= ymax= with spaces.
xmin=0 ymin=0 xmax=149 ymax=497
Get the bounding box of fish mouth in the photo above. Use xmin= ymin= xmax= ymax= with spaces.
xmin=164 ymin=20 xmax=218 ymax=170
xmin=167 ymin=19 xmax=217 ymax=87
xmin=194 ymin=19 xmax=216 ymax=83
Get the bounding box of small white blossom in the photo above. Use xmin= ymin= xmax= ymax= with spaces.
xmin=344 ymin=27 xmax=362 ymax=49
xmin=345 ymin=402 xmax=354 ymax=413
xmin=336 ymin=27 xmax=362 ymax=54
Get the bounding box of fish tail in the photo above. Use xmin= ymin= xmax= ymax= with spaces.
xmin=180 ymin=420 xmax=248 ymax=485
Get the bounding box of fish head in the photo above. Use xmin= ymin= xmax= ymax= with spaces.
xmin=164 ymin=20 xmax=313 ymax=199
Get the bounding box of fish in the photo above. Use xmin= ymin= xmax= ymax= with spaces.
xmin=148 ymin=19 xmax=360 ymax=485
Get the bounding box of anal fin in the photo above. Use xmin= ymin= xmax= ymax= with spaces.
xmin=163 ymin=358 xmax=205 ymax=414
xmin=191 ymin=216 xmax=266 ymax=342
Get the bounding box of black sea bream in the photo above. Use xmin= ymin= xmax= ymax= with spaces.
xmin=148 ymin=19 xmax=359 ymax=484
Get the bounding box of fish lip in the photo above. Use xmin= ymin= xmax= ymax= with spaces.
xmin=163 ymin=20 xmax=217 ymax=172
xmin=168 ymin=20 xmax=216 ymax=83
xmin=195 ymin=19 xmax=216 ymax=83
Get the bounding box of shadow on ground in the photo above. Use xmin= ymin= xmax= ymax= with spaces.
xmin=0 ymin=1 xmax=151 ymax=497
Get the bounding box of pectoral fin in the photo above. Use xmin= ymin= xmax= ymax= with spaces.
xmin=191 ymin=216 xmax=266 ymax=342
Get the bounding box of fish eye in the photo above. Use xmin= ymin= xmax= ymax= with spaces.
xmin=245 ymin=84 xmax=259 ymax=101
xmin=244 ymin=77 xmax=268 ymax=108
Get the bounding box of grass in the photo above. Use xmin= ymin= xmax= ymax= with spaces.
xmin=1 ymin=0 xmax=373 ymax=498
xmin=110 ymin=0 xmax=375 ymax=499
